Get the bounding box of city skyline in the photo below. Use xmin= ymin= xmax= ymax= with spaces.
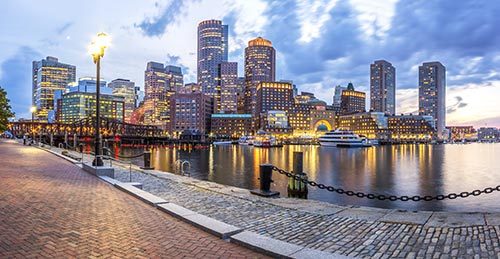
xmin=1 ymin=0 xmax=500 ymax=127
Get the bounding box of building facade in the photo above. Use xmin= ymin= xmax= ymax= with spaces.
xmin=332 ymin=85 xmax=346 ymax=112
xmin=210 ymin=114 xmax=252 ymax=138
xmin=446 ymin=126 xmax=476 ymax=141
xmin=244 ymin=37 xmax=276 ymax=117
xmin=197 ymin=19 xmax=228 ymax=109
xmin=337 ymin=112 xmax=389 ymax=140
xmin=388 ymin=114 xmax=435 ymax=142
xmin=108 ymin=79 xmax=138 ymax=123
xmin=59 ymin=92 xmax=124 ymax=123
xmin=477 ymin=127 xmax=499 ymax=142
xmin=170 ymin=92 xmax=213 ymax=138
xmin=32 ymin=56 xmax=76 ymax=121
xmin=256 ymin=81 xmax=293 ymax=131
xmin=419 ymin=61 xmax=446 ymax=139
xmin=340 ymin=83 xmax=366 ymax=115
xmin=370 ymin=60 xmax=396 ymax=115
xmin=219 ymin=62 xmax=241 ymax=113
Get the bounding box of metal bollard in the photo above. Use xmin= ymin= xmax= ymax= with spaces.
xmin=140 ymin=150 xmax=154 ymax=170
xmin=250 ymin=164 xmax=280 ymax=197
xmin=288 ymin=151 xmax=308 ymax=199
xmin=79 ymin=143 xmax=84 ymax=153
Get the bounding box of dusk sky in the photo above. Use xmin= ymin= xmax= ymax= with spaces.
xmin=1 ymin=0 xmax=499 ymax=127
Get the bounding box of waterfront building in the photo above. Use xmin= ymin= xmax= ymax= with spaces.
xmin=170 ymin=92 xmax=213 ymax=138
xmin=197 ymin=19 xmax=228 ymax=109
xmin=244 ymin=37 xmax=276 ymax=117
xmin=419 ymin=61 xmax=446 ymax=139
xmin=370 ymin=60 xmax=396 ymax=115
xmin=446 ymin=126 xmax=477 ymax=141
xmin=340 ymin=83 xmax=366 ymax=115
xmin=332 ymin=85 xmax=346 ymax=112
xmin=219 ymin=62 xmax=241 ymax=113
xmin=236 ymin=77 xmax=245 ymax=113
xmin=108 ymin=79 xmax=138 ymax=123
xmin=58 ymin=92 xmax=124 ymax=123
xmin=210 ymin=113 xmax=252 ymax=138
xmin=388 ymin=114 xmax=435 ymax=142
xmin=256 ymin=81 xmax=293 ymax=130
xmin=259 ymin=110 xmax=292 ymax=135
xmin=337 ymin=112 xmax=389 ymax=140
xmin=165 ymin=65 xmax=184 ymax=93
xmin=32 ymin=56 xmax=76 ymax=121
xmin=477 ymin=127 xmax=499 ymax=142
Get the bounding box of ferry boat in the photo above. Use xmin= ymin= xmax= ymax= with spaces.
xmin=238 ymin=136 xmax=255 ymax=145
xmin=318 ymin=130 xmax=372 ymax=147
xmin=253 ymin=135 xmax=282 ymax=147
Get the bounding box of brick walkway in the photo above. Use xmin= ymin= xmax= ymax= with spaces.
xmin=0 ymin=140 xmax=266 ymax=258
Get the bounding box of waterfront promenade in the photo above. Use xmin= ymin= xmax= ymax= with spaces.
xmin=2 ymin=140 xmax=500 ymax=258
xmin=0 ymin=140 xmax=265 ymax=258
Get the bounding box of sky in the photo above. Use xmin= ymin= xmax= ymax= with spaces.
xmin=0 ymin=0 xmax=499 ymax=127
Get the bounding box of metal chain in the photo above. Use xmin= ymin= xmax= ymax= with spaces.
xmin=271 ymin=166 xmax=500 ymax=201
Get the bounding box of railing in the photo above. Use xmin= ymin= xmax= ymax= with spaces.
xmin=252 ymin=151 xmax=500 ymax=201
xmin=175 ymin=159 xmax=191 ymax=176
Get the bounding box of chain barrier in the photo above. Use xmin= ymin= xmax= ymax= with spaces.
xmin=271 ymin=166 xmax=500 ymax=201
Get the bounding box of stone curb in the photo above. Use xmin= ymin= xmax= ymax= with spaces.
xmin=230 ymin=231 xmax=349 ymax=259
xmin=115 ymin=182 xmax=168 ymax=206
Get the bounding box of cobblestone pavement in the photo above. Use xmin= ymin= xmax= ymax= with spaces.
xmin=48 ymin=145 xmax=500 ymax=258
xmin=0 ymin=140 xmax=267 ymax=258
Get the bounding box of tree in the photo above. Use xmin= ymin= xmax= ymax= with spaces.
xmin=0 ymin=86 xmax=14 ymax=132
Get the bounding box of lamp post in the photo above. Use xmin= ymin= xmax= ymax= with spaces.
xmin=30 ymin=106 xmax=36 ymax=144
xmin=89 ymin=32 xmax=110 ymax=166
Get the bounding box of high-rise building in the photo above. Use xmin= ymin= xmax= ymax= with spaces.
xmin=244 ymin=37 xmax=276 ymax=117
xmin=332 ymin=85 xmax=346 ymax=111
xmin=143 ymin=62 xmax=182 ymax=129
xmin=219 ymin=62 xmax=240 ymax=113
xmin=418 ymin=61 xmax=446 ymax=139
xmin=58 ymin=92 xmax=124 ymax=123
xmin=340 ymin=83 xmax=366 ymax=115
xmin=256 ymin=81 xmax=293 ymax=131
xmin=108 ymin=79 xmax=138 ymax=123
xmin=370 ymin=60 xmax=396 ymax=115
xmin=32 ymin=56 xmax=76 ymax=121
xmin=197 ymin=19 xmax=228 ymax=108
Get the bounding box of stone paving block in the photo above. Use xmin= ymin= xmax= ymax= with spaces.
xmin=129 ymin=182 xmax=143 ymax=189
xmin=115 ymin=182 xmax=168 ymax=206
xmin=335 ymin=207 xmax=392 ymax=222
xmin=425 ymin=212 xmax=486 ymax=227
xmin=157 ymin=203 xmax=197 ymax=219
xmin=82 ymin=163 xmax=115 ymax=178
xmin=98 ymin=176 xmax=120 ymax=186
xmin=231 ymin=231 xmax=304 ymax=257
xmin=290 ymin=247 xmax=350 ymax=259
xmin=484 ymin=213 xmax=500 ymax=226
xmin=183 ymin=213 xmax=243 ymax=239
xmin=379 ymin=210 xmax=433 ymax=225
xmin=266 ymin=198 xmax=348 ymax=215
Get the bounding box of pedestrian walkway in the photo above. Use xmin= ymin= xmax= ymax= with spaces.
xmin=0 ymin=140 xmax=266 ymax=258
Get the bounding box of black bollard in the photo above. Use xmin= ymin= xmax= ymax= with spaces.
xmin=79 ymin=143 xmax=84 ymax=153
xmin=288 ymin=152 xmax=308 ymax=199
xmin=140 ymin=150 xmax=154 ymax=170
xmin=250 ymin=164 xmax=280 ymax=197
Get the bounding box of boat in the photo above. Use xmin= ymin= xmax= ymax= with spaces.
xmin=238 ymin=136 xmax=255 ymax=145
xmin=318 ymin=130 xmax=372 ymax=147
xmin=253 ymin=135 xmax=283 ymax=147
xmin=213 ymin=140 xmax=233 ymax=145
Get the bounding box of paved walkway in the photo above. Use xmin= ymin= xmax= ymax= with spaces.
xmin=0 ymin=140 xmax=266 ymax=258
xmin=65 ymin=147 xmax=500 ymax=258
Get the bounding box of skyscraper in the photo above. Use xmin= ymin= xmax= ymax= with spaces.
xmin=165 ymin=65 xmax=184 ymax=92
xmin=419 ymin=61 xmax=446 ymax=139
xmin=244 ymin=37 xmax=276 ymax=117
xmin=32 ymin=56 xmax=76 ymax=121
xmin=197 ymin=19 xmax=228 ymax=110
xmin=219 ymin=62 xmax=239 ymax=113
xmin=370 ymin=60 xmax=396 ymax=115
xmin=332 ymin=85 xmax=347 ymax=112
xmin=108 ymin=79 xmax=138 ymax=123
xmin=340 ymin=83 xmax=366 ymax=115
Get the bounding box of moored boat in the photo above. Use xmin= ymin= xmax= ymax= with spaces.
xmin=319 ymin=130 xmax=372 ymax=147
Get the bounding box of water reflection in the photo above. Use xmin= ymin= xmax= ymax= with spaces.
xmin=118 ymin=143 xmax=500 ymax=212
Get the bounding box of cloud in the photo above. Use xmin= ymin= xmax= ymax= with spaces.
xmin=56 ymin=22 xmax=73 ymax=35
xmin=135 ymin=0 xmax=190 ymax=37
xmin=447 ymin=96 xmax=468 ymax=114
xmin=0 ymin=46 xmax=42 ymax=119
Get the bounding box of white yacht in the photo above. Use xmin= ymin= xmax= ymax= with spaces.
xmin=238 ymin=136 xmax=255 ymax=145
xmin=318 ymin=130 xmax=372 ymax=147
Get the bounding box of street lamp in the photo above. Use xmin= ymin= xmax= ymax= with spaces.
xmin=89 ymin=32 xmax=110 ymax=166
xmin=30 ymin=106 xmax=36 ymax=144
